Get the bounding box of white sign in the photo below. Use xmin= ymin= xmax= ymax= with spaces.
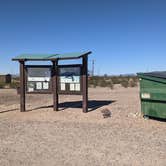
xmin=70 ymin=83 xmax=75 ymax=91
xmin=141 ymin=93 xmax=151 ymax=99
xmin=36 ymin=82 xmax=42 ymax=90
xmin=28 ymin=87 xmax=34 ymax=92
xmin=60 ymin=76 xmax=80 ymax=83
xmin=43 ymin=82 xmax=49 ymax=89
xmin=75 ymin=84 xmax=80 ymax=91
xmin=28 ymin=77 xmax=50 ymax=82
xmin=61 ymin=83 xmax=66 ymax=91
xmin=59 ymin=66 xmax=81 ymax=92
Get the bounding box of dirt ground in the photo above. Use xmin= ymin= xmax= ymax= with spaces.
xmin=0 ymin=86 xmax=165 ymax=166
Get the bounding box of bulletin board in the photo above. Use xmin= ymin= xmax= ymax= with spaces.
xmin=58 ymin=65 xmax=82 ymax=94
xmin=25 ymin=65 xmax=52 ymax=93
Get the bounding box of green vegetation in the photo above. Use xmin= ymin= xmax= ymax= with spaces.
xmin=120 ymin=80 xmax=129 ymax=88
xmin=0 ymin=75 xmax=138 ymax=89
xmin=88 ymin=75 xmax=138 ymax=89
xmin=10 ymin=82 xmax=20 ymax=89
xmin=0 ymin=75 xmax=19 ymax=89
xmin=0 ymin=80 xmax=19 ymax=89
xmin=0 ymin=82 xmax=6 ymax=88
xmin=128 ymin=78 xmax=137 ymax=87
xmin=88 ymin=76 xmax=114 ymax=89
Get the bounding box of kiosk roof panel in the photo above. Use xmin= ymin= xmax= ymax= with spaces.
xmin=12 ymin=51 xmax=91 ymax=61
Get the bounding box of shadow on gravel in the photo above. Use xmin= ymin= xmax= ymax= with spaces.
xmin=0 ymin=108 xmax=18 ymax=114
xmin=27 ymin=100 xmax=115 ymax=112
xmin=148 ymin=116 xmax=166 ymax=122
xmin=59 ymin=100 xmax=115 ymax=112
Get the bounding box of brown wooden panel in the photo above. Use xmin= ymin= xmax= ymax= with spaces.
xmin=19 ymin=60 xmax=26 ymax=112
xmin=82 ymin=55 xmax=88 ymax=113
xmin=52 ymin=60 xmax=59 ymax=111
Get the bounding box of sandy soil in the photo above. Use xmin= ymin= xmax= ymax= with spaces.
xmin=0 ymin=86 xmax=165 ymax=166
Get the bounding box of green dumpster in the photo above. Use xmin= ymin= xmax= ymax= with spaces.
xmin=137 ymin=72 xmax=166 ymax=119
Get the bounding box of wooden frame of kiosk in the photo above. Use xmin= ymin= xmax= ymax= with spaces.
xmin=12 ymin=51 xmax=91 ymax=113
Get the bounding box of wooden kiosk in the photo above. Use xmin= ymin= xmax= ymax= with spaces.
xmin=12 ymin=51 xmax=91 ymax=113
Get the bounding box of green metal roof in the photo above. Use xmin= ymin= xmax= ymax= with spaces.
xmin=137 ymin=71 xmax=166 ymax=84
xmin=55 ymin=52 xmax=90 ymax=59
xmin=12 ymin=51 xmax=91 ymax=61
xmin=12 ymin=54 xmax=56 ymax=60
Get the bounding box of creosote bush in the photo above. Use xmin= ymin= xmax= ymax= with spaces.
xmin=98 ymin=79 xmax=107 ymax=87
xmin=10 ymin=82 xmax=20 ymax=89
xmin=88 ymin=77 xmax=114 ymax=89
xmin=120 ymin=80 xmax=129 ymax=88
xmin=88 ymin=76 xmax=138 ymax=89
xmin=0 ymin=82 xmax=5 ymax=88
xmin=128 ymin=78 xmax=137 ymax=87
xmin=0 ymin=81 xmax=20 ymax=89
xmin=107 ymin=79 xmax=114 ymax=89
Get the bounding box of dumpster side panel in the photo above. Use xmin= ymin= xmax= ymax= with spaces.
xmin=139 ymin=77 xmax=166 ymax=119
xmin=140 ymin=78 xmax=166 ymax=94
xmin=141 ymin=100 xmax=166 ymax=119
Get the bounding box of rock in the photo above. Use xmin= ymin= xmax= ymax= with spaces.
xmin=101 ymin=108 xmax=111 ymax=118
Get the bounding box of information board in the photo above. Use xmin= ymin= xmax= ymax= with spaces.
xmin=58 ymin=65 xmax=82 ymax=94
xmin=26 ymin=66 xmax=52 ymax=93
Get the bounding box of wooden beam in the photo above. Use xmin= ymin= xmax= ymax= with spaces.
xmin=19 ymin=60 xmax=26 ymax=112
xmin=82 ymin=55 xmax=88 ymax=113
xmin=52 ymin=60 xmax=59 ymax=111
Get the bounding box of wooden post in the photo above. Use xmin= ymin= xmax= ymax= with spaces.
xmin=82 ymin=55 xmax=88 ymax=113
xmin=19 ymin=60 xmax=26 ymax=112
xmin=52 ymin=60 xmax=58 ymax=111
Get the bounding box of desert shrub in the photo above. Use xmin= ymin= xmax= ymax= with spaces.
xmin=88 ymin=77 xmax=98 ymax=88
xmin=120 ymin=80 xmax=129 ymax=88
xmin=98 ymin=79 xmax=107 ymax=87
xmin=88 ymin=80 xmax=92 ymax=87
xmin=97 ymin=78 xmax=114 ymax=89
xmin=88 ymin=79 xmax=97 ymax=88
xmin=0 ymin=82 xmax=5 ymax=88
xmin=109 ymin=79 xmax=114 ymax=89
xmin=88 ymin=76 xmax=138 ymax=89
xmin=10 ymin=82 xmax=20 ymax=89
xmin=104 ymin=74 xmax=108 ymax=78
xmin=111 ymin=76 xmax=121 ymax=84
xmin=132 ymin=77 xmax=139 ymax=83
xmin=92 ymin=80 xmax=97 ymax=88
xmin=106 ymin=79 xmax=114 ymax=89
xmin=88 ymin=77 xmax=93 ymax=85
xmin=128 ymin=78 xmax=137 ymax=87
xmin=108 ymin=82 xmax=114 ymax=89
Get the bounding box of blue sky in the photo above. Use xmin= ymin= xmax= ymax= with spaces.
xmin=0 ymin=0 xmax=166 ymax=75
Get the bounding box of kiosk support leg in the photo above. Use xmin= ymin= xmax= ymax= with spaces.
xmin=82 ymin=55 xmax=88 ymax=113
xmin=52 ymin=60 xmax=58 ymax=111
xmin=19 ymin=60 xmax=26 ymax=112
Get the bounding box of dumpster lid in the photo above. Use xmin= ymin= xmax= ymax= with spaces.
xmin=139 ymin=71 xmax=166 ymax=79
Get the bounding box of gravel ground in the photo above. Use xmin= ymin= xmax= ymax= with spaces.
xmin=0 ymin=86 xmax=166 ymax=166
